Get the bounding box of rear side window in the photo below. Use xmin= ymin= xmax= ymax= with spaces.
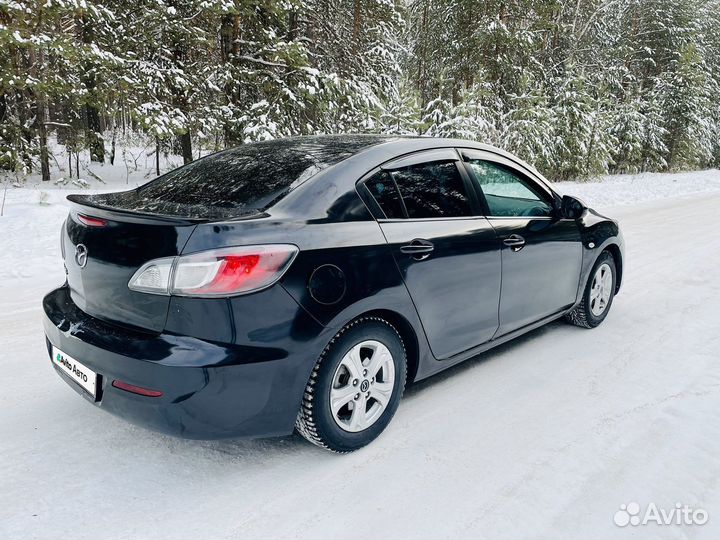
xmin=387 ymin=161 xmax=472 ymax=219
xmin=364 ymin=171 xmax=405 ymax=219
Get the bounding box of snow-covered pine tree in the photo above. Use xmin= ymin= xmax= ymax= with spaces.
xmin=501 ymin=82 xmax=555 ymax=174
xmin=2 ymin=0 xmax=720 ymax=180
xmin=0 ymin=0 xmax=119 ymax=178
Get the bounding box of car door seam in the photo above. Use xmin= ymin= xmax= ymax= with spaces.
xmin=373 ymin=219 xmax=440 ymax=362
xmin=486 ymin=218 xmax=504 ymax=341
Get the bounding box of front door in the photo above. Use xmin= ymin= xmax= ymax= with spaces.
xmin=460 ymin=150 xmax=583 ymax=336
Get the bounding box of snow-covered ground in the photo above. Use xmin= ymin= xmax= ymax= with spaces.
xmin=1 ymin=164 xmax=720 ymax=539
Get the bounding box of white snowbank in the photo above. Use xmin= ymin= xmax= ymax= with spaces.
xmin=557 ymin=169 xmax=720 ymax=209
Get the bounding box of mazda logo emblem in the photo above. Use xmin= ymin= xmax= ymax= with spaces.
xmin=75 ymin=244 xmax=88 ymax=268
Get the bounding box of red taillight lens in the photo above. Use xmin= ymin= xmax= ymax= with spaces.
xmin=112 ymin=380 xmax=163 ymax=397
xmin=171 ymin=245 xmax=298 ymax=297
xmin=128 ymin=244 xmax=299 ymax=297
xmin=77 ymin=214 xmax=107 ymax=227
xmin=191 ymin=254 xmax=261 ymax=295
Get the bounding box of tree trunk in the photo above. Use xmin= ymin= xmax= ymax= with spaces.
xmin=110 ymin=129 xmax=116 ymax=165
xmin=80 ymin=15 xmax=105 ymax=162
xmin=0 ymin=92 xmax=9 ymax=171
xmin=37 ymin=100 xmax=50 ymax=181
xmin=121 ymin=100 xmax=126 ymax=135
xmin=155 ymin=137 xmax=160 ymax=176
xmin=86 ymin=103 xmax=105 ymax=162
xmin=178 ymin=132 xmax=193 ymax=165
xmin=418 ymin=2 xmax=430 ymax=104
xmin=352 ymin=0 xmax=362 ymax=56
xmin=288 ymin=10 xmax=298 ymax=40
xmin=221 ymin=13 xmax=242 ymax=147
xmin=29 ymin=46 xmax=50 ymax=181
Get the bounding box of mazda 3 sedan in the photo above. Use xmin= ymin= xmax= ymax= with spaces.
xmin=43 ymin=135 xmax=624 ymax=452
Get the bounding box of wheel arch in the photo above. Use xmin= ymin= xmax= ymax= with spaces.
xmin=603 ymin=243 xmax=623 ymax=293
xmin=352 ymin=309 xmax=420 ymax=385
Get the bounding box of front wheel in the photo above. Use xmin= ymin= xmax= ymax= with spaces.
xmin=295 ymin=317 xmax=407 ymax=452
xmin=565 ymin=251 xmax=617 ymax=328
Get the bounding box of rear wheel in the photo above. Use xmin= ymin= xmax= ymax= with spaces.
xmin=295 ymin=317 xmax=406 ymax=452
xmin=565 ymin=251 xmax=617 ymax=328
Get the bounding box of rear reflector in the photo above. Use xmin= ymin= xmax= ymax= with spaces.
xmin=112 ymin=380 xmax=163 ymax=397
xmin=77 ymin=214 xmax=108 ymax=227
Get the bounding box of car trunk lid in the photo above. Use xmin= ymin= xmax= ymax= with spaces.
xmin=63 ymin=200 xmax=199 ymax=333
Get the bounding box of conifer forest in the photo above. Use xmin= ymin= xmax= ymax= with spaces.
xmin=2 ymin=0 xmax=719 ymax=182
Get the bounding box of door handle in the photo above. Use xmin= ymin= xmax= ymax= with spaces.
xmin=503 ymin=234 xmax=526 ymax=252
xmin=400 ymin=239 xmax=435 ymax=260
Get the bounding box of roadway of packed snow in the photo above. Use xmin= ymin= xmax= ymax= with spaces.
xmin=1 ymin=167 xmax=720 ymax=539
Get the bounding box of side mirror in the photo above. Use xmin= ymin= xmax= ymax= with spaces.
xmin=560 ymin=195 xmax=586 ymax=219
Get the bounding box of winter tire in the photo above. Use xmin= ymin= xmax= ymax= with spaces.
xmin=295 ymin=317 xmax=407 ymax=452
xmin=565 ymin=250 xmax=617 ymax=328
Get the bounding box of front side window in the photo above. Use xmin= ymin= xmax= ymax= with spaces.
xmin=387 ymin=161 xmax=473 ymax=219
xmin=465 ymin=159 xmax=552 ymax=217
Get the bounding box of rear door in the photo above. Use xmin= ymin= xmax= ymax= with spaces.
xmin=460 ymin=149 xmax=582 ymax=336
xmin=362 ymin=149 xmax=501 ymax=360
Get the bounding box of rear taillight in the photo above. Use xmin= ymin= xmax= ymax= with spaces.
xmin=127 ymin=257 xmax=175 ymax=294
xmin=128 ymin=244 xmax=298 ymax=298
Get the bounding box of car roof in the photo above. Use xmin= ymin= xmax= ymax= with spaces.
xmin=281 ymin=134 xmax=547 ymax=182
xmin=208 ymin=134 xmax=546 ymax=184
xmin=267 ymin=135 xmax=554 ymax=221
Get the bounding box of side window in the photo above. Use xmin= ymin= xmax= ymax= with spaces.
xmin=364 ymin=171 xmax=406 ymax=219
xmin=465 ymin=159 xmax=552 ymax=217
xmin=388 ymin=161 xmax=473 ymax=219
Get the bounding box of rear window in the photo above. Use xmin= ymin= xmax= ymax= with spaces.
xmin=76 ymin=136 xmax=390 ymax=220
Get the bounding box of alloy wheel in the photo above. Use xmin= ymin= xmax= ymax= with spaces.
xmin=590 ymin=262 xmax=613 ymax=316
xmin=329 ymin=340 xmax=395 ymax=432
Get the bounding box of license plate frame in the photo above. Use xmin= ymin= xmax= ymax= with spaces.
xmin=52 ymin=346 xmax=98 ymax=399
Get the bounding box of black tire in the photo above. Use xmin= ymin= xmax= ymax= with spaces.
xmin=295 ymin=317 xmax=407 ymax=453
xmin=565 ymin=250 xmax=617 ymax=328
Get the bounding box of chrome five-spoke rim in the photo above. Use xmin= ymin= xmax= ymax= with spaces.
xmin=330 ymin=340 xmax=395 ymax=433
xmin=590 ymin=263 xmax=613 ymax=316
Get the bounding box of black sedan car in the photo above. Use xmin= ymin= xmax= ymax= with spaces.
xmin=43 ymin=135 xmax=624 ymax=452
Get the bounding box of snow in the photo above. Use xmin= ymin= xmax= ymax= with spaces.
xmin=1 ymin=165 xmax=720 ymax=539
xmin=556 ymin=168 xmax=720 ymax=208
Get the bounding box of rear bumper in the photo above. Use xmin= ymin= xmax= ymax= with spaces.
xmin=43 ymin=285 xmax=326 ymax=439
